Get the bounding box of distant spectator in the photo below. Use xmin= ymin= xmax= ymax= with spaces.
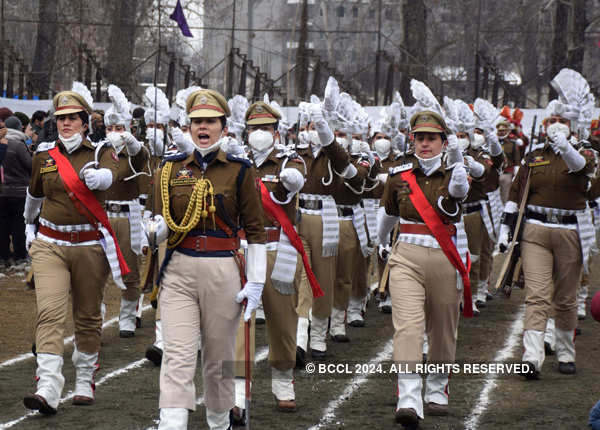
xmin=31 ymin=110 xmax=46 ymax=133
xmin=14 ymin=112 xmax=29 ymax=130
xmin=89 ymin=109 xmax=106 ymax=143
xmin=0 ymin=120 xmax=7 ymax=166
xmin=131 ymin=107 xmax=145 ymax=139
xmin=0 ymin=107 xmax=13 ymax=121
xmin=37 ymin=115 xmax=57 ymax=145
xmin=0 ymin=115 xmax=32 ymax=266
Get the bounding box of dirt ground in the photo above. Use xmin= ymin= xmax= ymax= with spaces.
xmin=0 ymin=254 xmax=599 ymax=430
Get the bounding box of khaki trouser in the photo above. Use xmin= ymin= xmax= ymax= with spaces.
xmin=499 ymin=172 xmax=513 ymax=204
xmin=351 ymin=250 xmax=369 ymax=300
xmin=235 ymin=249 xmax=300 ymax=376
xmin=30 ymin=239 xmax=109 ymax=355
xmin=298 ymin=213 xmax=336 ymax=319
xmin=109 ymin=217 xmax=140 ymax=301
xmin=294 ymin=236 xmax=313 ymax=319
xmin=464 ymin=211 xmax=490 ymax=285
xmin=388 ymin=241 xmax=461 ymax=372
xmin=521 ymin=223 xmax=582 ymax=332
xmin=159 ymin=252 xmax=242 ymax=412
xmin=333 ymin=219 xmax=359 ymax=310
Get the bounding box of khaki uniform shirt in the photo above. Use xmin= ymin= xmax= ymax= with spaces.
xmin=383 ymin=154 xmax=463 ymax=224
xmin=464 ymin=148 xmax=504 ymax=202
xmin=105 ymin=146 xmax=150 ymax=201
xmin=509 ymin=143 xmax=595 ymax=210
xmin=151 ymin=149 xmax=266 ymax=244
xmin=29 ymin=139 xmax=119 ymax=225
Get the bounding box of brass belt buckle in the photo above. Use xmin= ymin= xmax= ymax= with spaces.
xmin=110 ymin=203 xmax=120 ymax=212
xmin=194 ymin=236 xmax=207 ymax=252
xmin=548 ymin=213 xmax=559 ymax=224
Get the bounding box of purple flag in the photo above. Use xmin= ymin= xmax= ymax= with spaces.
xmin=169 ymin=0 xmax=193 ymax=38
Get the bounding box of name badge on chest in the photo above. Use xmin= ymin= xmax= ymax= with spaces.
xmin=40 ymin=158 xmax=57 ymax=174
xmin=261 ymin=174 xmax=279 ymax=183
xmin=528 ymin=156 xmax=550 ymax=167
xmin=390 ymin=163 xmax=413 ymax=176
xmin=170 ymin=166 xmax=197 ymax=186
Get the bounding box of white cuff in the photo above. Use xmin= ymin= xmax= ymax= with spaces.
xmin=339 ymin=163 xmax=357 ymax=179
xmin=377 ymin=212 xmax=399 ymax=245
xmin=246 ymin=243 xmax=267 ymax=284
xmin=126 ymin=139 xmax=142 ymax=156
xmin=24 ymin=188 xmax=44 ymax=223
xmin=504 ymin=200 xmax=518 ymax=214
xmin=376 ymin=173 xmax=388 ymax=184
xmin=469 ymin=160 xmax=485 ymax=178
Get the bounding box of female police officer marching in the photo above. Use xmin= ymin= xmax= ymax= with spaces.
xmin=378 ymin=102 xmax=472 ymax=428
xmin=144 ymin=89 xmax=266 ymax=430
xmin=23 ymin=82 xmax=124 ymax=414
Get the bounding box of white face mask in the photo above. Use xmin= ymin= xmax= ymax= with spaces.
xmin=373 ymin=138 xmax=391 ymax=159
xmin=196 ymin=134 xmax=225 ymax=157
xmin=248 ymin=129 xmax=274 ymax=153
xmin=414 ymin=152 xmax=443 ymax=175
xmin=471 ymin=133 xmax=485 ymax=149
xmin=457 ymin=137 xmax=470 ymax=152
xmin=107 ymin=132 xmax=125 ymax=153
xmin=546 ymin=122 xmax=570 ymax=140
xmin=58 ymin=132 xmax=83 ymax=153
xmin=336 ymin=136 xmax=348 ymax=150
xmin=308 ymin=130 xmax=320 ymax=146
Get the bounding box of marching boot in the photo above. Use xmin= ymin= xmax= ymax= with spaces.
xmin=329 ymin=308 xmax=349 ymax=342
xmin=578 ymin=285 xmax=588 ymax=320
xmin=207 ymin=409 xmax=231 ymax=430
xmin=309 ymin=316 xmax=328 ymax=360
xmin=395 ymin=372 xmax=423 ymax=428
xmin=555 ymin=328 xmax=576 ymax=375
xmin=23 ymin=353 xmax=65 ymax=415
xmin=71 ymin=346 xmax=99 ymax=405
xmin=475 ymin=280 xmax=488 ymax=308
xmin=472 ymin=301 xmax=480 ymax=317
xmin=158 ymin=407 xmax=188 ymax=430
xmin=347 ymin=296 xmax=365 ymax=327
xmin=378 ymin=295 xmax=392 ymax=314
xmin=424 ymin=373 xmax=449 ymax=416
xmin=119 ymin=298 xmax=138 ymax=338
xmin=231 ymin=377 xmax=248 ymax=426
xmin=544 ymin=318 xmax=556 ymax=356
xmin=145 ymin=320 xmax=164 ymax=366
xmin=272 ymin=367 xmax=296 ymax=412
xmin=295 ymin=317 xmax=309 ymax=369
xmin=522 ymin=330 xmax=544 ymax=379
xmin=255 ymin=299 xmax=265 ymax=325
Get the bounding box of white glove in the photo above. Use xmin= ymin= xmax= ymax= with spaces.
xmin=378 ymin=243 xmax=391 ymax=260
xmin=548 ymin=130 xmax=570 ymax=153
xmin=235 ymin=282 xmax=264 ymax=321
xmin=83 ymin=168 xmax=113 ymax=191
xmin=446 ymin=134 xmax=464 ymax=166
xmin=498 ymin=223 xmax=510 ymax=253
xmin=392 ymin=133 xmax=406 ymax=153
xmin=25 ymin=224 xmax=36 ymax=250
xmin=223 ymin=137 xmax=246 ymax=157
xmin=121 ymin=131 xmax=142 ymax=156
xmin=171 ymin=127 xmax=195 ymax=156
xmin=143 ymin=215 xmax=168 ymax=248
xmin=360 ymin=141 xmax=376 ymax=166
xmin=146 ymin=128 xmax=165 ymax=156
xmin=279 ymin=167 xmax=305 ymax=194
xmin=309 ymin=104 xmax=334 ymax=147
xmin=448 ymin=164 xmax=469 ymax=199
xmin=515 ymin=138 xmax=524 ymax=147
xmin=464 ymin=155 xmax=485 ymax=178
xmin=485 ymin=131 xmax=503 ymax=156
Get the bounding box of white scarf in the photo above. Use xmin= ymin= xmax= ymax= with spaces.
xmin=59 ymin=133 xmax=83 ymax=153
xmin=415 ymin=152 xmax=442 ymax=176
xmin=270 ymin=229 xmax=299 ymax=294
xmin=352 ymin=204 xmax=371 ymax=257
xmin=321 ymin=195 xmax=339 ymax=257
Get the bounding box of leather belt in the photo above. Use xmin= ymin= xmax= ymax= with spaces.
xmin=337 ymin=207 xmax=354 ymax=217
xmin=265 ymin=228 xmax=281 ymax=243
xmin=179 ymin=235 xmax=241 ymax=252
xmin=503 ymin=167 xmax=515 ymax=174
xmin=39 ymin=225 xmax=101 ymax=243
xmin=107 ymin=203 xmax=130 ymax=213
xmin=526 ymin=210 xmax=577 ymax=225
xmin=299 ymin=199 xmax=322 ymax=210
xmin=400 ymin=223 xmax=457 ymax=236
xmin=464 ymin=203 xmax=482 ymax=214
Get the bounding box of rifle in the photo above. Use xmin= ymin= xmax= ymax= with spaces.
xmin=494 ymin=115 xmax=536 ymax=297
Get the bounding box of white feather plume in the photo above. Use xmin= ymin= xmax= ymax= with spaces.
xmin=473 ymin=98 xmax=499 ymax=132
xmin=550 ymin=69 xmax=594 ymax=111
xmin=71 ymin=81 xmax=93 ymax=109
xmin=144 ymin=86 xmax=170 ymax=113
xmin=107 ymin=84 xmax=129 ymax=116
xmin=227 ymin=95 xmax=250 ymax=136
xmin=176 ymin=86 xmax=202 ymax=110
xmin=410 ymin=79 xmax=443 ymax=116
xmin=455 ymin=99 xmax=476 ymax=133
xmin=443 ymin=96 xmax=458 ymax=133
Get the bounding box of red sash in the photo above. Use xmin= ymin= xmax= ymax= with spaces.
xmin=48 ymin=146 xmax=130 ymax=275
xmin=259 ymin=180 xmax=323 ymax=298
xmin=400 ymin=170 xmax=473 ymax=317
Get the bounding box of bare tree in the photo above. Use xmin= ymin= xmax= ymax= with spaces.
xmin=106 ymin=0 xmax=138 ymax=95
xmin=31 ymin=0 xmax=58 ymax=98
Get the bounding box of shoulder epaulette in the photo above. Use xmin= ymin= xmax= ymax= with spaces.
xmin=160 ymin=152 xmax=187 ymax=167
xmin=36 ymin=141 xmax=56 ymax=153
xmin=389 ymin=163 xmax=413 ymax=176
xmin=226 ymin=153 xmax=252 ymax=167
